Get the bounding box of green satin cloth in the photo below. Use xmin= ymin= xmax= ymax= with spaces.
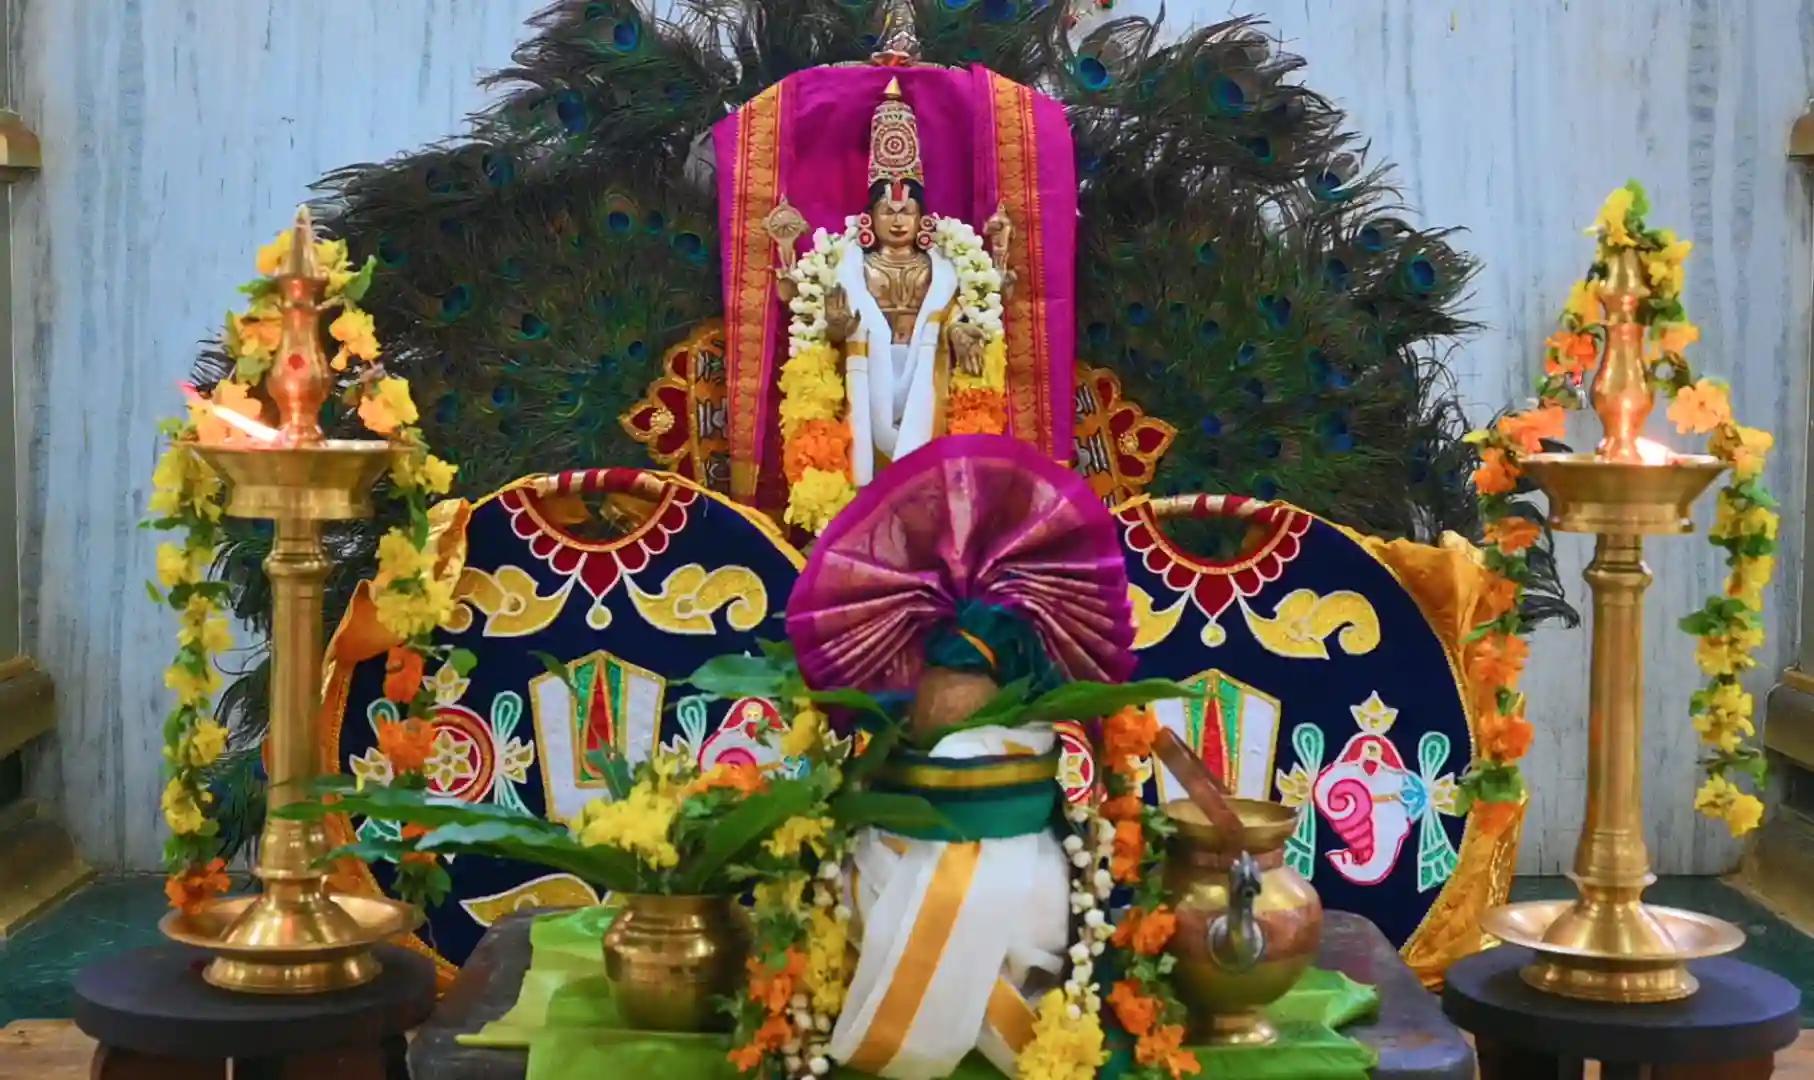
xmin=460 ymin=907 xmax=1379 ymax=1080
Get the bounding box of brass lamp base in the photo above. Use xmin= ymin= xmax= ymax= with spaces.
xmin=161 ymin=892 xmax=418 ymax=994
xmin=1484 ymin=898 xmax=1744 ymax=1003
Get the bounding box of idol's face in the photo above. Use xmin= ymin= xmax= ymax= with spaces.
xmin=872 ymin=195 xmax=921 ymax=249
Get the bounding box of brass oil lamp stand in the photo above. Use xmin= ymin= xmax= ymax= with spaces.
xmin=158 ymin=208 xmax=415 ymax=993
xmin=1481 ymin=251 xmax=1743 ymax=1003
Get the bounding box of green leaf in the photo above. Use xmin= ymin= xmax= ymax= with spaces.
xmin=687 ymin=653 xmax=794 ymax=700
xmin=238 ymin=277 xmax=278 ymax=300
xmin=846 ymin=718 xmax=905 ymax=786
xmin=414 ymin=819 xmax=641 ymax=891
xmin=675 ymin=780 xmax=817 ymax=893
xmin=1016 ymin=678 xmax=1197 ymax=725
xmin=583 ymin=748 xmax=633 ymax=802
xmin=340 ymin=256 xmax=378 ymax=303
xmin=798 ymin=686 xmax=893 ymax=723
xmin=276 ymin=777 xmax=555 ymax=829
xmin=446 ymin=647 xmax=479 ymax=676
xmin=146 ymin=581 xmax=166 ymax=606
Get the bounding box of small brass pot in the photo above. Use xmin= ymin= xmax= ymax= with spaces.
xmin=1162 ymin=798 xmax=1322 ymax=1047
xmin=602 ymin=893 xmax=750 ymax=1032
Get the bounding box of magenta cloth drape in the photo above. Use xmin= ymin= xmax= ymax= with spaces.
xmin=785 ymin=435 xmax=1134 ymax=693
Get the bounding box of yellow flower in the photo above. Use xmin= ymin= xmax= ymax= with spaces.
xmin=161 ymin=778 xmax=206 ymax=836
xmin=1591 ymin=186 xmax=1636 ymax=247
xmin=763 ymin=816 xmax=832 ymax=860
xmin=1645 ymin=230 xmax=1693 ymax=297
xmin=357 ymin=377 xmax=418 ymax=436
xmin=164 ymin=662 xmax=222 ymax=709
xmin=185 ymin=719 xmax=229 ymax=768
xmin=1695 ymin=624 xmax=1764 ymax=678
xmin=952 ymin=334 xmax=1009 ymax=392
xmin=784 ymin=467 xmax=856 ymax=534
xmin=802 ymin=908 xmax=849 ymax=1014
xmin=374 ymin=573 xmax=455 ymax=639
xmin=227 ymin=310 xmax=283 ymax=362
xmin=1707 ymin=680 xmax=1755 ymax=723
xmin=575 ymin=785 xmax=680 ymax=869
xmin=1017 ymin=990 xmax=1108 ymax=1080
xmin=156 ymin=542 xmax=209 ymax=589
xmin=177 ymin=594 xmax=233 ymax=654
xmin=1715 ymin=425 xmax=1774 ymax=481
xmin=781 ymin=704 xmax=825 ymax=759
xmin=1692 ymin=774 xmax=1765 ymax=837
xmin=255 ymin=230 xmax=347 ymax=280
xmin=392 ymin=451 xmax=457 ymax=495
xmin=149 ymin=444 xmax=223 ymax=520
xmin=1655 ymin=321 xmax=1699 ymax=355
xmin=1726 ymin=555 xmax=1774 ymax=608
xmin=753 ymin=875 xmax=806 ymax=914
xmin=256 ymin=231 xmax=294 ymax=277
xmin=329 ymin=307 xmax=381 ymax=371
xmin=1564 ymin=280 xmax=1601 ymax=327
xmin=376 ymin=528 xmax=436 ymax=581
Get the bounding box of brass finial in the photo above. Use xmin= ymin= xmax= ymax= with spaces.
xmin=270 ymin=205 xmax=329 ymax=445
xmin=1590 ymin=249 xmax=1654 ymax=464
xmin=883 ymin=76 xmax=903 ymax=100
xmin=871 ymin=0 xmax=921 ymax=66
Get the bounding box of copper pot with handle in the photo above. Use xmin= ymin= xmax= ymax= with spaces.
xmin=1154 ymin=730 xmax=1322 ymax=1047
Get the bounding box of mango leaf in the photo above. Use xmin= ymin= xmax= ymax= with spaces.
xmin=829 ymin=791 xmax=951 ymax=835
xmin=798 ymin=686 xmax=892 ymax=722
xmin=1016 ymin=678 xmax=1197 ymax=725
xmin=446 ymin=647 xmax=479 ymax=676
xmin=584 ymin=748 xmax=633 ymax=802
xmin=275 ymin=777 xmax=552 ymax=828
xmin=414 ymin=819 xmax=642 ymax=892
xmin=676 ymin=780 xmax=817 ymax=893
xmin=687 ymin=653 xmax=795 ymax=700
xmin=340 ymin=255 xmax=378 ymax=303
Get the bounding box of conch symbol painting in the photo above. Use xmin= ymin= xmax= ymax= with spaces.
xmin=1277 ymin=691 xmax=1460 ymax=892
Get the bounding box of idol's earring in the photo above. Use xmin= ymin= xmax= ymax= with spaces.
xmin=916 ymin=215 xmax=935 ymax=250
xmin=856 ymin=212 xmax=876 ymax=249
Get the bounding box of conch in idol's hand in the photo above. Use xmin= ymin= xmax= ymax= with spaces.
xmin=787 ymin=434 xmax=1138 ymax=1078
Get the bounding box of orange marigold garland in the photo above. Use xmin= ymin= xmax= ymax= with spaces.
xmin=1461 ymin=181 xmax=1776 ymax=837
xmin=1098 ymin=705 xmax=1200 ymax=1080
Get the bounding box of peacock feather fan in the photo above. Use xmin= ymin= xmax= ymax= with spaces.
xmin=191 ymin=0 xmax=1572 ymax=854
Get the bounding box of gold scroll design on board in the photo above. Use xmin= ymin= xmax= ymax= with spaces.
xmin=627 ymin=563 xmax=769 ymax=636
xmin=1073 ymin=366 xmax=1175 ymax=504
xmin=445 ymin=565 xmax=573 ymax=638
xmin=1240 ymin=589 xmax=1381 ymax=661
xmin=1129 ymin=585 xmax=1187 ymax=651
xmin=460 ymin=873 xmax=602 ymax=928
xmin=621 ymin=321 xmax=731 ymax=492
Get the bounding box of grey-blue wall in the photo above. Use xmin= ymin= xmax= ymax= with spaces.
xmin=15 ymin=0 xmax=1812 ymax=872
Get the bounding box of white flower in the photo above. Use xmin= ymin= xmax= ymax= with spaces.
xmin=1070 ymin=890 xmax=1093 ymax=913
xmin=786 ymin=1055 xmax=803 ymax=1073
xmin=809 ymin=1057 xmax=830 ymax=1076
xmin=1070 ymin=850 xmax=1091 ymax=869
xmin=1066 ymin=1003 xmax=1083 ymax=1021
xmin=1084 ymin=909 xmax=1106 ymax=929
xmin=814 ymin=1013 xmax=831 ymax=1033
xmin=1072 ymin=959 xmax=1093 ymax=983
xmin=1090 ymin=941 xmax=1106 ymax=956
xmin=1093 ymin=869 xmax=1113 ymax=892
xmin=834 ymin=904 xmax=852 ymax=921
xmin=1062 ymin=834 xmax=1085 ymax=855
xmin=1068 ymin=942 xmax=1090 ymax=964
xmin=819 ymin=861 xmax=842 ymax=881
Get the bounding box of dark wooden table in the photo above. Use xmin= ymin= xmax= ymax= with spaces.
xmin=72 ymin=945 xmax=435 ymax=1079
xmin=1443 ymin=945 xmax=1802 ymax=1079
xmin=411 ymin=909 xmax=1473 ymax=1079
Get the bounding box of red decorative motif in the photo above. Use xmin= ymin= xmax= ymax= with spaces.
xmin=498 ymin=476 xmax=699 ymax=606
xmin=427 ymin=704 xmax=496 ymax=803
xmin=621 ymin=324 xmax=729 ymax=489
xmin=1119 ymin=496 xmax=1312 ymax=624
xmin=1055 ymin=720 xmax=1097 ymax=805
xmin=1072 ymin=365 xmax=1175 ymax=502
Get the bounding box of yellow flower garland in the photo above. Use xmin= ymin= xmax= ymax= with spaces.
xmin=148 ymin=222 xmax=458 ymax=912
xmin=1462 ymin=182 xmax=1775 ymax=837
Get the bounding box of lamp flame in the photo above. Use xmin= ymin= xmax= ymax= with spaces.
xmin=1633 ymin=437 xmax=1673 ymax=466
xmin=180 ymin=383 xmax=281 ymax=445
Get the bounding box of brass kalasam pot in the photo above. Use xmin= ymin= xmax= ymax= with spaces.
xmin=1163 ymin=798 xmax=1322 ymax=1047
xmin=602 ymin=894 xmax=751 ymax=1032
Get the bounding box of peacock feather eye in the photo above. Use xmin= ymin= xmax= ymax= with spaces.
xmin=644 ymin=211 xmax=666 ymax=233
xmin=1402 ymin=256 xmax=1438 ymax=294
xmin=482 ymin=152 xmax=515 ymax=187
xmin=1257 ymin=435 xmax=1282 ymax=459
xmin=555 ymin=91 xmax=588 ymax=135
xmin=610 ymin=17 xmax=642 ymax=52
xmin=1236 ymin=342 xmax=1258 ymax=367
xmin=491 ymin=384 xmax=518 ymax=408
xmin=1359 ymin=225 xmax=1387 ymax=252
xmin=1244 ymin=378 xmax=1266 ymax=405
xmin=439 ymin=285 xmax=473 ymax=320
xmin=498 ymin=259 xmax=524 ymax=283
xmin=433 ymin=393 xmax=460 ymax=425
xmin=1261 ymin=294 xmax=1292 ymax=329
xmin=1197 ymin=320 xmax=1221 ymax=343
xmin=606 ymin=211 xmax=633 ymax=234
xmin=1200 ymin=413 xmax=1223 ymax=437
xmin=982 ymin=0 xmax=1015 ymax=22
xmin=376 ymin=236 xmax=406 ymax=268
xmin=1125 ymin=302 xmax=1151 ymax=326
xmin=1085 ymin=322 xmax=1111 ymax=348
xmin=1244 ymin=136 xmax=1275 ymax=164
xmin=672 ymin=233 xmax=705 ymax=262
xmin=1324 ymin=258 xmax=1351 ymax=289
xmin=1195 ymin=242 xmax=1217 ymax=266
xmin=1212 ymin=77 xmax=1247 ymax=114
xmin=942 ymin=0 xmax=978 ymax=10
xmin=1075 ymin=56 xmax=1111 ymax=92
xmin=626 ymin=340 xmax=649 ymax=362
xmin=518 ymin=314 xmax=550 ymax=341
xmin=1251 ymin=475 xmax=1280 ymax=501
xmin=424 ymin=167 xmax=455 ymax=194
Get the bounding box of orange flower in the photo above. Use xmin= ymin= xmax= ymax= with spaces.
xmin=782 ymin=418 xmax=852 ymax=484
xmin=1472 ymin=447 xmax=1520 ymax=496
xmin=1667 ymin=378 xmax=1732 ymax=436
xmin=1478 ymin=574 xmax=1520 ymax=623
xmin=1107 ymin=980 xmax=1158 ymax=1036
xmin=1110 ymin=818 xmax=1145 ymax=883
xmin=1466 ymin=633 xmax=1529 ymax=690
xmin=399 ymin=822 xmax=437 ymax=867
xmin=1484 ymin=516 xmax=1541 ymax=554
xmin=383 ymin=645 xmax=426 ymax=704
xmin=728 ymin=1044 xmax=766 ymax=1073
xmin=376 ymin=717 xmax=437 ymax=773
xmin=690 ymin=762 xmax=768 ymax=798
xmin=747 ymin=949 xmax=805 ymax=1014
xmin=1099 ymin=794 xmax=1144 ymax=823
xmin=1473 ymin=798 xmax=1519 ymax=837
xmin=1102 ymin=706 xmax=1160 ymax=775
xmin=753 ymin=1013 xmax=794 ymax=1051
xmin=1481 ymin=710 xmax=1534 ymax=762
xmin=1496 ymin=404 xmax=1567 ymax=455
xmin=1132 ymin=905 xmax=1177 ymax=955
xmin=947 ymin=387 xmax=1008 ymax=435
xmin=1135 ymin=1023 xmax=1200 ymax=1079
xmin=1544 ymin=331 xmax=1597 ymax=379
xmin=164 ymin=858 xmax=230 ymax=915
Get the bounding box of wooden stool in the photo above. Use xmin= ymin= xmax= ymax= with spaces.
xmin=1443 ymin=945 xmax=1801 ymax=1078
xmin=72 ymin=945 xmax=434 ymax=1079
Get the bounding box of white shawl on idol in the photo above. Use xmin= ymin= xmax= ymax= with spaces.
xmin=833 ymin=237 xmax=958 ymax=487
xmin=828 ymin=724 xmax=1070 ymax=1080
